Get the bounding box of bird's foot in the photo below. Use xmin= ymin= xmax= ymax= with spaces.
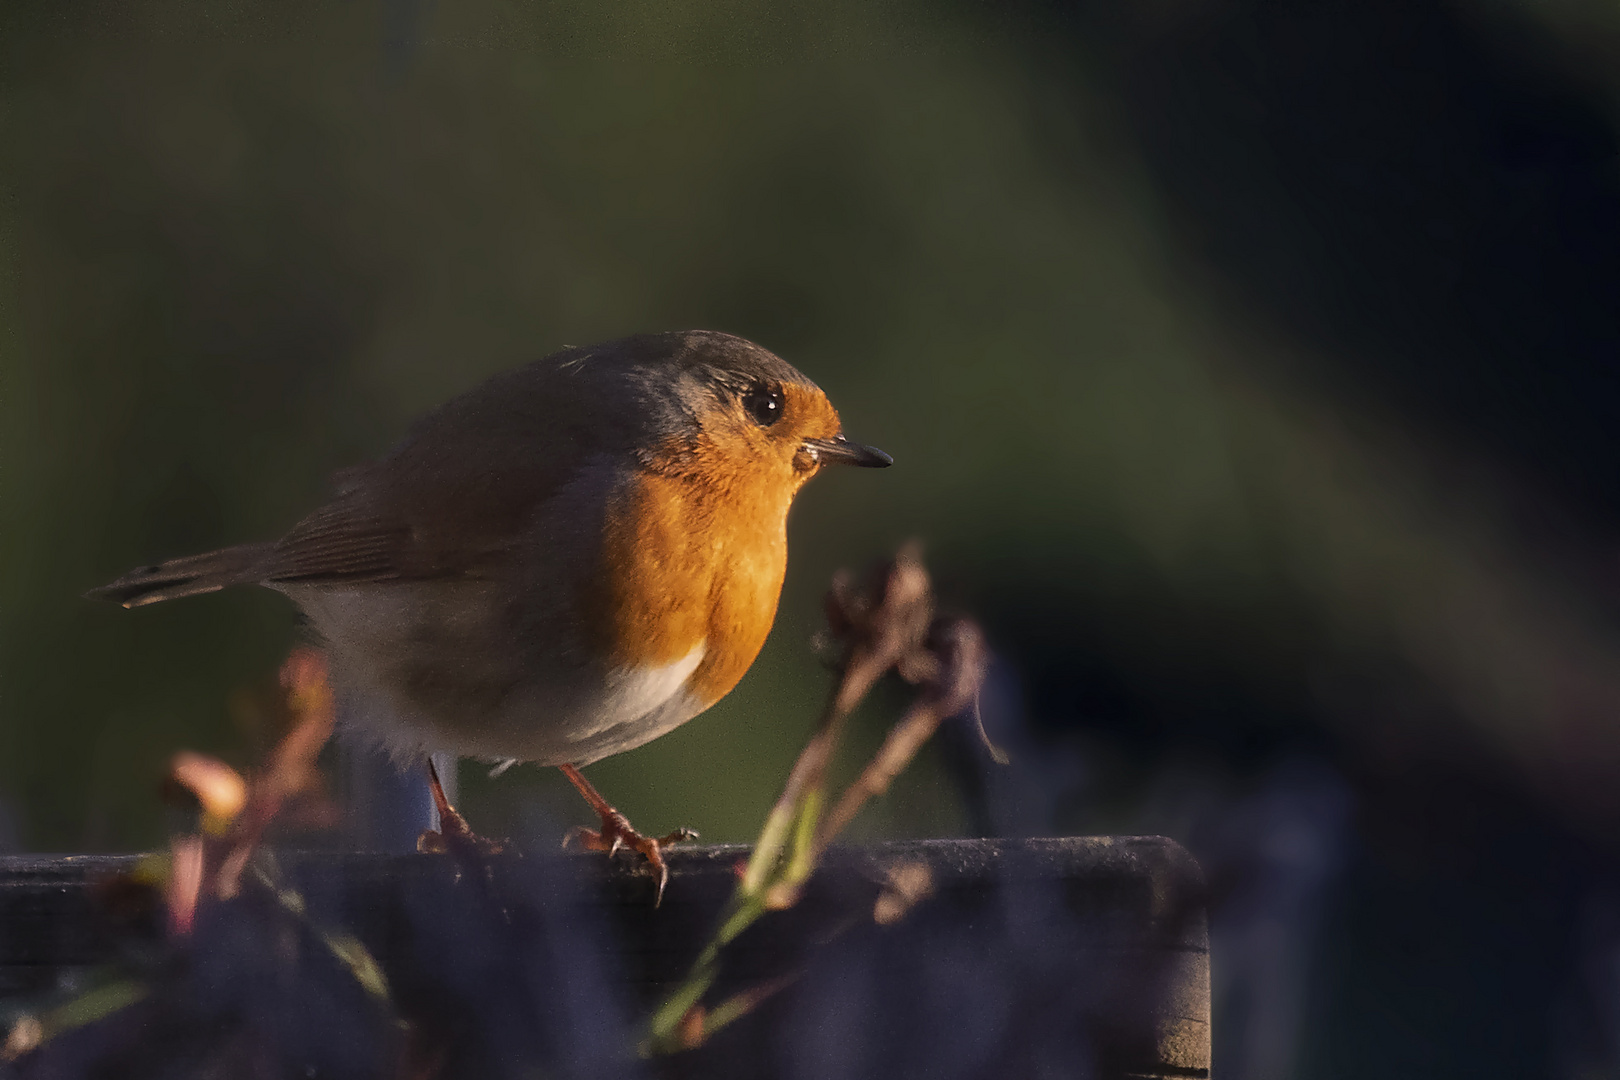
xmin=417 ymin=759 xmax=504 ymax=856
xmin=565 ymin=811 xmax=698 ymax=905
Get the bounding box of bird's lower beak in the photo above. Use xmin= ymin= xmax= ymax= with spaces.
xmin=805 ymin=435 xmax=893 ymax=468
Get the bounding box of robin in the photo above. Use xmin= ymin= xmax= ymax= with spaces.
xmin=90 ymin=330 xmax=891 ymax=895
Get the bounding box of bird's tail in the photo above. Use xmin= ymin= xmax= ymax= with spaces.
xmin=86 ymin=542 xmax=278 ymax=608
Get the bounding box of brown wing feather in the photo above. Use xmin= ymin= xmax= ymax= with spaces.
xmin=261 ymin=355 xmax=632 ymax=586
xmin=265 ymin=503 xmax=413 ymax=583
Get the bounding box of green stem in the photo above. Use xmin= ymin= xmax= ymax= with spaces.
xmin=782 ymin=788 xmax=822 ymax=891
xmin=741 ymin=798 xmax=797 ymax=896
xmin=647 ymin=783 xmax=826 ymax=1052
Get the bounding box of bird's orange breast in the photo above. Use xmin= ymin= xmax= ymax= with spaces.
xmin=589 ymin=438 xmax=798 ymax=709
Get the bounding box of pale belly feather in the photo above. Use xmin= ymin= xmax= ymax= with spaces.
xmin=279 ymin=580 xmax=710 ymax=767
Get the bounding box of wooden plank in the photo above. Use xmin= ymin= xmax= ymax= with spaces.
xmin=0 ymin=837 xmax=1208 ymax=1079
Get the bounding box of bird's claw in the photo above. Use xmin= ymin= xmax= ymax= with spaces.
xmin=417 ymin=759 xmax=504 ymax=856
xmin=564 ymin=811 xmax=698 ymax=905
xmin=416 ymin=814 xmax=505 ymax=856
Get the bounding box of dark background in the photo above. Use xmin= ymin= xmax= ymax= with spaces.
xmin=5 ymin=0 xmax=1620 ymax=1075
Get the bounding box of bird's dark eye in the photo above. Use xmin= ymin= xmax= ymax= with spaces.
xmin=742 ymin=384 xmax=783 ymax=427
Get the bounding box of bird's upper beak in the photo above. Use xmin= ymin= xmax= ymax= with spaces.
xmin=804 ymin=434 xmax=893 ymax=468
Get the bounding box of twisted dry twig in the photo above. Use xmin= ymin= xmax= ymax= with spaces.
xmin=646 ymin=545 xmax=994 ymax=1053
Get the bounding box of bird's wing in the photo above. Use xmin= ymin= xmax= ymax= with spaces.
xmin=264 ymin=360 xmax=633 ymax=586
xmin=263 ymin=499 xmax=416 ymax=584
xmin=266 ymin=456 xmax=586 ymax=585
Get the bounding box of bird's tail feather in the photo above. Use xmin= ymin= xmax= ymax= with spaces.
xmin=86 ymin=542 xmax=278 ymax=608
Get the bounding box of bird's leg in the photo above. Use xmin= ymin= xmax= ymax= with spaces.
xmin=559 ymin=763 xmax=697 ymax=904
xmin=417 ymin=758 xmax=503 ymax=855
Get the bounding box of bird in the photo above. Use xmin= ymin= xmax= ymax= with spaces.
xmin=89 ymin=330 xmax=891 ymax=896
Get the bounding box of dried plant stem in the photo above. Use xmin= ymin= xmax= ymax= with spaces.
xmin=812 ymin=697 xmax=951 ymax=862
xmin=214 ymin=650 xmax=335 ymax=899
xmin=646 ymin=550 xmax=990 ymax=1056
xmin=646 ymin=686 xmax=852 ymax=1052
xmin=743 ymin=635 xmax=899 ymax=894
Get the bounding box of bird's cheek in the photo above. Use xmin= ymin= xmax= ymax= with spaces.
xmin=791 ymin=447 xmax=821 ymax=475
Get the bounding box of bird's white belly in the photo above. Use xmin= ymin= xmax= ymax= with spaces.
xmin=281 ymin=580 xmax=711 ymax=767
xmin=580 ymin=642 xmax=707 ymax=740
xmin=442 ymin=642 xmax=711 ymax=766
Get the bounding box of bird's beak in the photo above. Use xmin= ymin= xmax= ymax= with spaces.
xmin=804 ymin=434 xmax=893 ymax=468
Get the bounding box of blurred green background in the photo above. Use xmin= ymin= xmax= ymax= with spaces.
xmin=2 ymin=0 xmax=1298 ymax=849
xmin=7 ymin=1 xmax=1620 ymax=1074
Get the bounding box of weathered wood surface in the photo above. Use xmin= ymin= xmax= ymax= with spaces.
xmin=0 ymin=837 xmax=1208 ymax=1079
